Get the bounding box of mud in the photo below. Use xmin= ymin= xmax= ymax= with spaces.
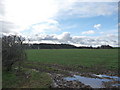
xmin=23 ymin=62 xmax=119 ymax=88
xmin=49 ymin=72 xmax=120 ymax=88
xmin=49 ymin=73 xmax=91 ymax=88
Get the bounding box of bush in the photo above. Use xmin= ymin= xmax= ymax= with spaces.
xmin=2 ymin=35 xmax=26 ymax=71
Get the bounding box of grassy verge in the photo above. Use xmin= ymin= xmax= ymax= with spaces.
xmin=2 ymin=72 xmax=21 ymax=88
xmin=21 ymin=68 xmax=52 ymax=88
xmin=2 ymin=68 xmax=52 ymax=88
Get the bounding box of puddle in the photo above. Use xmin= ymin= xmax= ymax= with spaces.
xmin=64 ymin=74 xmax=120 ymax=88
xmin=93 ymin=74 xmax=120 ymax=81
xmin=112 ymin=84 xmax=120 ymax=87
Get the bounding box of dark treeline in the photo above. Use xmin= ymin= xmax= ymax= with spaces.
xmin=23 ymin=43 xmax=77 ymax=49
xmin=23 ymin=43 xmax=113 ymax=49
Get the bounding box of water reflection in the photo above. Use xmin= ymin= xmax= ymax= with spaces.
xmin=64 ymin=74 xmax=120 ymax=88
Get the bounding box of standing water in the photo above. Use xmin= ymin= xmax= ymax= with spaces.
xmin=64 ymin=74 xmax=120 ymax=88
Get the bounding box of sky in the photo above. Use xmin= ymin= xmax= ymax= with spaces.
xmin=0 ymin=0 xmax=119 ymax=47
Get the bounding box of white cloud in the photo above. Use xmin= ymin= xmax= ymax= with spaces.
xmin=3 ymin=0 xmax=59 ymax=34
xmin=31 ymin=34 xmax=58 ymax=41
xmin=57 ymin=32 xmax=72 ymax=43
xmin=94 ymin=24 xmax=101 ymax=30
xmin=31 ymin=19 xmax=61 ymax=34
xmin=72 ymin=34 xmax=118 ymax=47
xmin=1 ymin=0 xmax=117 ymax=35
xmin=0 ymin=0 xmax=5 ymax=20
xmin=27 ymin=32 xmax=72 ymax=44
xmin=23 ymin=32 xmax=118 ymax=47
xmin=74 ymin=0 xmax=119 ymax=2
xmin=58 ymin=2 xmax=118 ymax=18
xmin=0 ymin=21 xmax=20 ymax=34
xmin=82 ymin=30 xmax=95 ymax=34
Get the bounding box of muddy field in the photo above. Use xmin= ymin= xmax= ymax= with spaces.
xmin=22 ymin=61 xmax=120 ymax=88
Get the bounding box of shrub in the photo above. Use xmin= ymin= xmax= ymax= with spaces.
xmin=2 ymin=35 xmax=26 ymax=71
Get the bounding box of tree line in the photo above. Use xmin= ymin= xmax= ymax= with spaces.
xmin=23 ymin=43 xmax=113 ymax=49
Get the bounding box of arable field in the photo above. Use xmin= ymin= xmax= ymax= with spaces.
xmin=26 ymin=49 xmax=118 ymax=70
xmin=3 ymin=49 xmax=119 ymax=88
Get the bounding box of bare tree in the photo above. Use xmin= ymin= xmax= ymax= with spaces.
xmin=2 ymin=35 xmax=26 ymax=71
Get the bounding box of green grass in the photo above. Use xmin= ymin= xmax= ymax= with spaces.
xmin=21 ymin=68 xmax=52 ymax=88
xmin=26 ymin=49 xmax=118 ymax=70
xmin=3 ymin=68 xmax=52 ymax=88
xmin=2 ymin=71 xmax=23 ymax=88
